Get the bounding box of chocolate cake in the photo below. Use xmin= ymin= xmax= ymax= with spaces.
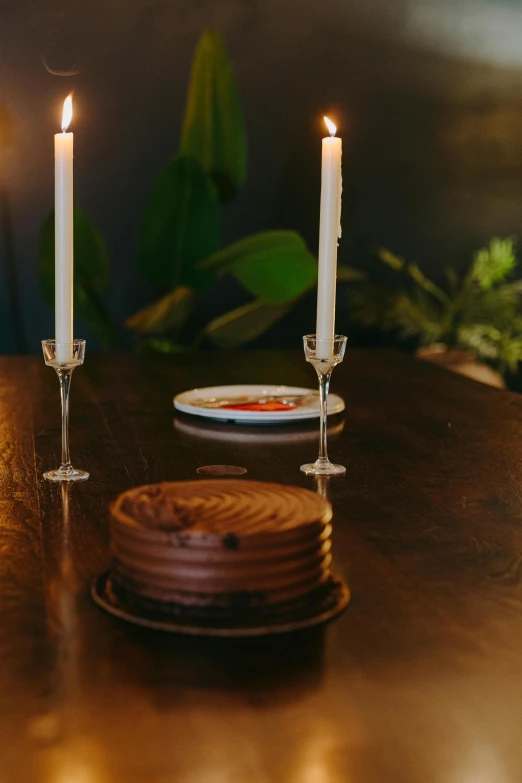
xmin=108 ymin=479 xmax=335 ymax=619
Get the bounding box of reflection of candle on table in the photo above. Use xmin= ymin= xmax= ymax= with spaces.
xmin=316 ymin=116 xmax=342 ymax=359
xmin=55 ymin=95 xmax=74 ymax=363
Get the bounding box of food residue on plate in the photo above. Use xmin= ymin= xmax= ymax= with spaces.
xmin=220 ymin=401 xmax=296 ymax=412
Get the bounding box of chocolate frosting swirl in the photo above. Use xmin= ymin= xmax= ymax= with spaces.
xmin=113 ymin=479 xmax=331 ymax=534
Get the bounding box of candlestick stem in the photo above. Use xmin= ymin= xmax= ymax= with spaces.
xmin=58 ymin=369 xmax=72 ymax=471
xmin=42 ymin=339 xmax=89 ymax=482
xmin=317 ymin=368 xmax=331 ymax=464
xmin=300 ymin=334 xmax=347 ymax=476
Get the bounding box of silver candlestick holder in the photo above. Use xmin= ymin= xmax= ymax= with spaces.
xmin=300 ymin=334 xmax=347 ymax=476
xmin=41 ymin=339 xmax=89 ymax=482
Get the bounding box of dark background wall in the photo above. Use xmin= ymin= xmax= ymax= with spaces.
xmin=2 ymin=0 xmax=522 ymax=353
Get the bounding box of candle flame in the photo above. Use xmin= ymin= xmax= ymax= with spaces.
xmin=61 ymin=95 xmax=73 ymax=132
xmin=324 ymin=116 xmax=336 ymax=137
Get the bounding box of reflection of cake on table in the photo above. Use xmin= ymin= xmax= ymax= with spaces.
xmin=109 ymin=479 xmax=342 ymax=621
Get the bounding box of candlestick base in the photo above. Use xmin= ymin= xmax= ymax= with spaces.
xmin=300 ymin=458 xmax=346 ymax=476
xmin=43 ymin=467 xmax=90 ymax=482
xmin=300 ymin=334 xmax=347 ymax=476
xmin=41 ymin=339 xmax=89 ymax=482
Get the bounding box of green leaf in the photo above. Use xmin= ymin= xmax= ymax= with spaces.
xmin=346 ymin=284 xmax=395 ymax=329
xmin=461 ymin=285 xmax=520 ymax=329
xmin=458 ymin=322 xmax=522 ymax=374
xmin=407 ymin=263 xmax=449 ymax=304
xmin=458 ymin=324 xmax=502 ymax=361
xmin=445 ymin=267 xmax=460 ymax=295
xmin=126 ymin=286 xmax=195 ymax=335
xmin=470 ymin=237 xmax=517 ymax=290
xmin=378 ymin=248 xmax=405 ymax=271
xmin=180 ymin=29 xmax=247 ymax=203
xmin=348 ymin=284 xmax=444 ymax=341
xmin=386 ymin=291 xmax=443 ymax=344
xmin=205 ymin=299 xmax=292 ymax=348
xmin=502 ymin=337 xmax=522 ymax=373
xmin=337 ymin=265 xmax=365 ymax=281
xmin=39 ymin=208 xmax=121 ymax=349
xmin=138 ymin=155 xmax=220 ymax=290
xmin=136 ymin=338 xmax=187 ymax=355
xmin=200 ymin=231 xmax=317 ymax=304
xmin=378 ymin=247 xmax=449 ymax=304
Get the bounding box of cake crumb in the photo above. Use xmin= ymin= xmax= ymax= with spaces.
xmin=222 ymin=533 xmax=239 ymax=551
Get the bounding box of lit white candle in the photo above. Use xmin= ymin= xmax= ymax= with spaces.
xmin=316 ymin=116 xmax=342 ymax=359
xmin=55 ymin=95 xmax=74 ymax=363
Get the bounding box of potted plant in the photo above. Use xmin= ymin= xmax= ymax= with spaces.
xmin=347 ymin=238 xmax=522 ymax=388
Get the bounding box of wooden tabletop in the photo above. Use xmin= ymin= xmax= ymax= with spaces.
xmin=2 ymin=349 xmax=522 ymax=782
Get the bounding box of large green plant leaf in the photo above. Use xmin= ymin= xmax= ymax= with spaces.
xmin=39 ymin=208 xmax=121 ymax=349
xmin=127 ymin=286 xmax=195 ymax=335
xmin=205 ymin=299 xmax=292 ymax=348
xmin=180 ymin=30 xmax=247 ymax=203
xmin=138 ymin=155 xmax=220 ymax=290
xmin=200 ymin=231 xmax=317 ymax=304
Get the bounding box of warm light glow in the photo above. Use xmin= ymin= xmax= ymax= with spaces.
xmin=61 ymin=95 xmax=73 ymax=132
xmin=324 ymin=116 xmax=336 ymax=137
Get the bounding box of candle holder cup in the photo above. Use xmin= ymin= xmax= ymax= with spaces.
xmin=41 ymin=339 xmax=89 ymax=482
xmin=300 ymin=334 xmax=347 ymax=476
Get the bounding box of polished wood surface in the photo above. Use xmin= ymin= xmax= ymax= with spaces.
xmin=1 ymin=350 xmax=522 ymax=782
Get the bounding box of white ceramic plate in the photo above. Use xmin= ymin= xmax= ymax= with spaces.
xmin=173 ymin=384 xmax=345 ymax=424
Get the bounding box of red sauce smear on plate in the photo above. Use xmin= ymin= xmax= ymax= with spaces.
xmin=220 ymin=401 xmax=296 ymax=412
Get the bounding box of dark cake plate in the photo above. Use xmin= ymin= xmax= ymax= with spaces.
xmin=91 ymin=573 xmax=350 ymax=637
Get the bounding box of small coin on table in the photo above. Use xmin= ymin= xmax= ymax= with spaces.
xmin=197 ymin=465 xmax=247 ymax=476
